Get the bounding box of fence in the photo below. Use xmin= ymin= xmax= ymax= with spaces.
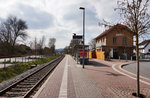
xmin=0 ymin=55 xmax=46 ymax=69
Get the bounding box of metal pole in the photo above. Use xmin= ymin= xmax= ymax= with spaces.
xmin=83 ymin=9 xmax=85 ymax=68
xmin=9 ymin=57 xmax=11 ymax=63
xmin=4 ymin=58 xmax=6 ymax=69
xmin=22 ymin=57 xmax=23 ymax=63
xmin=88 ymin=47 xmax=89 ymax=58
xmin=126 ymin=54 xmax=128 ymax=62
xmin=25 ymin=57 xmax=26 ymax=63
xmin=15 ymin=57 xmax=16 ymax=64
xmin=80 ymin=7 xmax=85 ymax=68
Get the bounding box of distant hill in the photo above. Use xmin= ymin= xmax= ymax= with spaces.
xmin=56 ymin=48 xmax=64 ymax=52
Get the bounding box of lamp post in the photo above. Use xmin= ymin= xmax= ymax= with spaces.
xmin=79 ymin=7 xmax=85 ymax=68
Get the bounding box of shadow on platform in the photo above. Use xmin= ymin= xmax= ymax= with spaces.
xmin=86 ymin=60 xmax=110 ymax=67
xmin=105 ymin=71 xmax=124 ymax=76
xmin=84 ymin=68 xmax=124 ymax=77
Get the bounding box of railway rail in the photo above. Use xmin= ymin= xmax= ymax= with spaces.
xmin=0 ymin=55 xmax=64 ymax=98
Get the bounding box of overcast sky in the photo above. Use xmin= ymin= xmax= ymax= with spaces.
xmin=0 ymin=0 xmax=149 ymax=49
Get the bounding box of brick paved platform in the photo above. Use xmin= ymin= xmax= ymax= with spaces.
xmin=34 ymin=55 xmax=150 ymax=98
xmin=84 ymin=59 xmax=150 ymax=98
xmin=35 ymin=55 xmax=105 ymax=98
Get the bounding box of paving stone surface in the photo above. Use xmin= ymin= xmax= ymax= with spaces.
xmin=37 ymin=55 xmax=105 ymax=98
xmin=69 ymin=56 xmax=106 ymax=98
xmin=68 ymin=66 xmax=76 ymax=98
xmin=84 ymin=59 xmax=150 ymax=98
xmin=37 ymin=57 xmax=66 ymax=98
xmin=36 ymin=55 xmax=150 ymax=98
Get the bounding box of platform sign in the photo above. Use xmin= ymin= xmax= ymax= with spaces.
xmin=73 ymin=35 xmax=82 ymax=39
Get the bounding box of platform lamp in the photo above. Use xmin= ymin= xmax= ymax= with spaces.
xmin=79 ymin=7 xmax=85 ymax=68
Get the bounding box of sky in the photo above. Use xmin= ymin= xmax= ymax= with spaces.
xmin=0 ymin=0 xmax=149 ymax=49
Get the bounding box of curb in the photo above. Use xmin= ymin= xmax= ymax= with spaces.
xmin=120 ymin=61 xmax=135 ymax=68
xmin=118 ymin=63 xmax=150 ymax=85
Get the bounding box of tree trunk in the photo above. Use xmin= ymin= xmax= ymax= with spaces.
xmin=136 ymin=34 xmax=140 ymax=96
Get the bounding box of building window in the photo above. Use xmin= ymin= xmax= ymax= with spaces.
xmin=113 ymin=37 xmax=117 ymax=44
xmin=102 ymin=48 xmax=105 ymax=51
xmin=122 ymin=38 xmax=127 ymax=45
xmin=97 ymin=49 xmax=101 ymax=51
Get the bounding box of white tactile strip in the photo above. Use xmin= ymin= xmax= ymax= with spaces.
xmin=58 ymin=55 xmax=68 ymax=98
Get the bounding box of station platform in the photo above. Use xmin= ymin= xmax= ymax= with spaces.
xmin=34 ymin=55 xmax=150 ymax=98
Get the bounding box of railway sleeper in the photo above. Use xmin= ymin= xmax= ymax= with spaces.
xmin=29 ymin=76 xmax=42 ymax=80
xmin=35 ymin=73 xmax=47 ymax=76
xmin=28 ymin=77 xmax=40 ymax=80
xmin=23 ymin=81 xmax=37 ymax=84
xmin=4 ymin=91 xmax=25 ymax=97
xmin=23 ymin=80 xmax=37 ymax=83
xmin=20 ymin=82 xmax=35 ymax=85
xmin=16 ymin=85 xmax=33 ymax=88
xmin=9 ymin=88 xmax=29 ymax=92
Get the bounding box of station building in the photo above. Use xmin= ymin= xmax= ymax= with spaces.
xmin=95 ymin=24 xmax=134 ymax=59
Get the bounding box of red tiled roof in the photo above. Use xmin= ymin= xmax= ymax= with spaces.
xmin=95 ymin=24 xmax=130 ymax=40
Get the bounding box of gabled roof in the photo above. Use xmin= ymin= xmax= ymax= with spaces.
xmin=95 ymin=24 xmax=132 ymax=40
xmin=139 ymin=39 xmax=150 ymax=49
xmin=139 ymin=39 xmax=150 ymax=45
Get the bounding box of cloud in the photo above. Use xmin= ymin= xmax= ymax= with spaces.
xmin=11 ymin=3 xmax=55 ymax=29
xmin=0 ymin=0 xmax=121 ymax=49
xmin=63 ymin=7 xmax=99 ymax=26
xmin=25 ymin=28 xmax=72 ymax=49
xmin=0 ymin=17 xmax=5 ymax=23
xmin=1 ymin=0 xmax=149 ymax=49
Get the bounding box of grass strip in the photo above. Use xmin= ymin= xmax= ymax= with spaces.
xmin=0 ymin=56 xmax=59 ymax=83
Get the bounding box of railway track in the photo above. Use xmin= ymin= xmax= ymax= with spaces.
xmin=0 ymin=55 xmax=64 ymax=98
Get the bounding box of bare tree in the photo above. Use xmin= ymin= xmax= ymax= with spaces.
xmin=115 ymin=0 xmax=150 ymax=97
xmin=88 ymin=39 xmax=96 ymax=51
xmin=63 ymin=46 xmax=70 ymax=54
xmin=33 ymin=37 xmax=38 ymax=55
xmin=0 ymin=16 xmax=28 ymax=55
xmin=40 ymin=36 xmax=46 ymax=48
xmin=0 ymin=16 xmax=28 ymax=46
xmin=48 ymin=38 xmax=56 ymax=48
xmin=29 ymin=36 xmax=46 ymax=55
xmin=0 ymin=23 xmax=10 ymax=44
xmin=48 ymin=38 xmax=56 ymax=54
xmin=39 ymin=36 xmax=46 ymax=54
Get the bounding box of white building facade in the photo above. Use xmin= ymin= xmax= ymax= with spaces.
xmin=139 ymin=40 xmax=150 ymax=59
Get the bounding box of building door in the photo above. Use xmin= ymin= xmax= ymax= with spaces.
xmin=113 ymin=49 xmax=118 ymax=59
xmin=92 ymin=52 xmax=96 ymax=58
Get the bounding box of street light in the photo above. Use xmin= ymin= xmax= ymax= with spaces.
xmin=79 ymin=7 xmax=85 ymax=68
